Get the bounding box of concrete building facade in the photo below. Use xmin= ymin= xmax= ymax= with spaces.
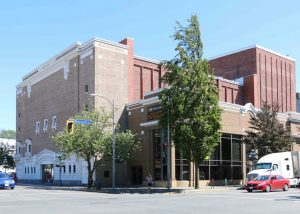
xmin=16 ymin=37 xmax=300 ymax=187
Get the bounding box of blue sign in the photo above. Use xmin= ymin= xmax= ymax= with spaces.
xmin=74 ymin=119 xmax=92 ymax=125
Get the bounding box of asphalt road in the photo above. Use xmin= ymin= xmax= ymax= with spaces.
xmin=1 ymin=185 xmax=300 ymax=214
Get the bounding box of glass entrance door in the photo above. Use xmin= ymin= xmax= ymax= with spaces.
xmin=41 ymin=164 xmax=54 ymax=183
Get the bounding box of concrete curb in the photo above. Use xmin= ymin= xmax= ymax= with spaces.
xmin=17 ymin=183 xmax=243 ymax=194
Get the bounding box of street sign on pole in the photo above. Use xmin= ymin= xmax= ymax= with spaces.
xmin=74 ymin=119 xmax=92 ymax=125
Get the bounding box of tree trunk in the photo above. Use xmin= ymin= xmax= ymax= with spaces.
xmin=195 ymin=161 xmax=199 ymax=189
xmin=87 ymin=160 xmax=94 ymax=189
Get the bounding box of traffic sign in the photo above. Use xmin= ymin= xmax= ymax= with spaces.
xmin=74 ymin=119 xmax=92 ymax=125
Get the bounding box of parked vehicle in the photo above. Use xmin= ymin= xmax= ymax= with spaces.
xmin=0 ymin=172 xmax=16 ymax=189
xmin=246 ymin=151 xmax=300 ymax=187
xmin=246 ymin=175 xmax=290 ymax=192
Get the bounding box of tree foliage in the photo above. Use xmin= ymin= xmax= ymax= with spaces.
xmin=52 ymin=109 xmax=139 ymax=188
xmin=160 ymin=15 xmax=222 ymax=189
xmin=244 ymin=102 xmax=293 ymax=158
xmin=0 ymin=130 xmax=16 ymax=139
xmin=0 ymin=143 xmax=15 ymax=169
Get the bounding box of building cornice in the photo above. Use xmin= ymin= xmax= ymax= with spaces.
xmin=208 ymin=45 xmax=295 ymax=62
xmin=134 ymin=55 xmax=160 ymax=64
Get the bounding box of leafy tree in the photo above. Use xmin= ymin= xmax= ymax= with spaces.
xmin=0 ymin=143 xmax=15 ymax=169
xmin=244 ymin=102 xmax=293 ymax=158
xmin=52 ymin=109 xmax=139 ymax=189
xmin=160 ymin=15 xmax=222 ymax=189
xmin=0 ymin=130 xmax=16 ymax=139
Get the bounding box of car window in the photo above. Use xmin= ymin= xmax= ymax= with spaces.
xmin=271 ymin=176 xmax=277 ymax=180
xmin=0 ymin=172 xmax=10 ymax=178
xmin=277 ymin=175 xmax=283 ymax=180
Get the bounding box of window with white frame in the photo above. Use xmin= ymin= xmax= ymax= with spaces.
xmin=35 ymin=121 xmax=40 ymax=135
xmin=43 ymin=119 xmax=48 ymax=133
xmin=52 ymin=116 xmax=57 ymax=130
xmin=28 ymin=144 xmax=32 ymax=153
xmin=16 ymin=141 xmax=21 ymax=154
xmin=26 ymin=139 xmax=32 ymax=155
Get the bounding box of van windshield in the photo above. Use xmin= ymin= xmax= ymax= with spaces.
xmin=255 ymin=163 xmax=272 ymax=169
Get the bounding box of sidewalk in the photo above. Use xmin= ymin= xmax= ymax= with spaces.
xmin=17 ymin=183 xmax=242 ymax=194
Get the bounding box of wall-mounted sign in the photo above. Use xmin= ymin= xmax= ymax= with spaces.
xmin=148 ymin=105 xmax=163 ymax=120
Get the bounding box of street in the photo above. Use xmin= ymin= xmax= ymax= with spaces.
xmin=1 ymin=185 xmax=300 ymax=214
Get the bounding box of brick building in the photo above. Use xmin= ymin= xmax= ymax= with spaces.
xmin=15 ymin=37 xmax=300 ymax=186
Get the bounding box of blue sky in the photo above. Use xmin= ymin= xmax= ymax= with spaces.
xmin=1 ymin=0 xmax=300 ymax=131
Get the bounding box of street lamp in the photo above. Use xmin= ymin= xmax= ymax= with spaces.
xmin=167 ymin=97 xmax=171 ymax=190
xmin=3 ymin=156 xmax=7 ymax=173
xmin=55 ymin=152 xmax=63 ymax=186
xmin=90 ymin=93 xmax=115 ymax=191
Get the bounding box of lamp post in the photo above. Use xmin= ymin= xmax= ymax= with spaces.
xmin=167 ymin=97 xmax=171 ymax=190
xmin=90 ymin=93 xmax=115 ymax=191
xmin=3 ymin=156 xmax=7 ymax=173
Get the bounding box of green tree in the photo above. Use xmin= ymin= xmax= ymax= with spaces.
xmin=52 ymin=109 xmax=139 ymax=189
xmin=244 ymin=102 xmax=293 ymax=158
xmin=0 ymin=130 xmax=16 ymax=139
xmin=0 ymin=143 xmax=15 ymax=169
xmin=160 ymin=15 xmax=222 ymax=189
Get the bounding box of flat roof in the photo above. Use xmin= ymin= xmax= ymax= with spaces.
xmin=208 ymin=45 xmax=295 ymax=62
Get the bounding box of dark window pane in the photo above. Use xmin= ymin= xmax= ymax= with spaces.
xmin=232 ymin=166 xmax=242 ymax=179
xmin=210 ymin=143 xmax=221 ymax=160
xmin=221 ymin=133 xmax=231 ymax=139
xmin=200 ymin=166 xmax=209 ymax=180
xmin=232 ymin=134 xmax=242 ymax=140
xmin=175 ymin=165 xmax=180 ymax=180
xmin=221 ymin=138 xmax=231 ymax=161
xmin=232 ymin=139 xmax=241 ymax=161
xmin=182 ymin=165 xmax=190 ymax=181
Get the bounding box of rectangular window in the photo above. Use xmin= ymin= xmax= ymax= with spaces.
xmin=18 ymin=112 xmax=21 ymax=118
xmin=286 ymin=165 xmax=290 ymax=171
xmin=18 ymin=126 xmax=21 ymax=132
xmin=69 ymin=165 xmax=71 ymax=173
xmin=35 ymin=121 xmax=40 ymax=135
xmin=73 ymin=165 xmax=76 ymax=173
xmin=28 ymin=144 xmax=32 ymax=153
xmin=104 ymin=170 xmax=110 ymax=178
xmin=25 ymin=167 xmax=26 ymax=174
xmin=84 ymin=104 xmax=89 ymax=111
xmin=31 ymin=167 xmax=33 ymax=173
xmin=52 ymin=116 xmax=57 ymax=130
xmin=43 ymin=119 xmax=48 ymax=133
xmin=34 ymin=167 xmax=36 ymax=174
xmin=63 ymin=165 xmax=66 ymax=173
xmin=85 ymin=85 xmax=89 ymax=93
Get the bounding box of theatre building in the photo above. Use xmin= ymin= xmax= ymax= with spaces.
xmin=15 ymin=37 xmax=300 ymax=186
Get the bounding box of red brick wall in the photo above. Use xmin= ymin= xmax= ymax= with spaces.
xmin=256 ymin=48 xmax=296 ymax=112
xmin=217 ymin=79 xmax=243 ymax=104
xmin=209 ymin=47 xmax=296 ymax=112
xmin=132 ymin=58 xmax=163 ymax=101
xmin=119 ymin=38 xmax=135 ymax=102
xmin=209 ymin=48 xmax=257 ymax=80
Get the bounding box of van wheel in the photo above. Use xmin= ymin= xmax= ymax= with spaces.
xmin=11 ymin=187 xmax=15 ymax=190
xmin=283 ymin=184 xmax=289 ymax=191
xmin=265 ymin=185 xmax=271 ymax=192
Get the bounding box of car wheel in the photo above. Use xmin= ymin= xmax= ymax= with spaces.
xmin=11 ymin=187 xmax=15 ymax=190
xmin=247 ymin=189 xmax=253 ymax=192
xmin=265 ymin=185 xmax=271 ymax=192
xmin=283 ymin=184 xmax=289 ymax=191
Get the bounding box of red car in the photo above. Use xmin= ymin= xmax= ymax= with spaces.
xmin=246 ymin=175 xmax=290 ymax=192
